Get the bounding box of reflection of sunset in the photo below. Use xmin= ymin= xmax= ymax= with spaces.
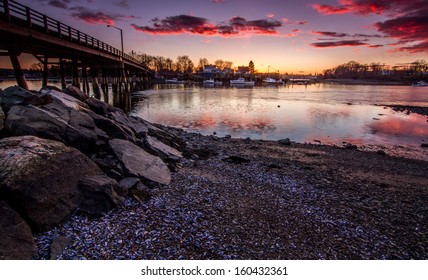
xmin=369 ymin=115 xmax=428 ymax=137
xmin=133 ymin=85 xmax=428 ymax=146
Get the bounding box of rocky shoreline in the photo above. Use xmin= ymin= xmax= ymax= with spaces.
xmin=1 ymin=86 xmax=427 ymax=260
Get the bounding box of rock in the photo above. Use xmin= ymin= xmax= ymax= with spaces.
xmin=117 ymin=177 xmax=141 ymax=197
xmin=84 ymin=97 xmax=110 ymax=116
xmin=49 ymin=236 xmax=72 ymax=260
xmin=224 ymin=135 xmax=232 ymax=139
xmin=145 ymin=122 xmax=184 ymax=150
xmin=377 ymin=150 xmax=386 ymax=155
xmin=0 ymin=136 xmax=103 ymax=232
xmin=345 ymin=143 xmax=358 ymax=150
xmin=278 ymin=138 xmax=291 ymax=146
xmin=421 ymin=143 xmax=428 ymax=148
xmin=65 ymin=86 xmax=89 ymax=102
xmin=5 ymin=104 xmax=103 ymax=153
xmin=128 ymin=116 xmax=149 ymax=138
xmin=130 ymin=182 xmax=151 ymax=203
xmin=0 ymin=201 xmax=36 ymax=259
xmin=78 ymin=175 xmax=120 ymax=215
xmin=222 ymin=155 xmax=251 ymax=164
xmin=87 ymin=110 xmax=135 ymax=142
xmin=144 ymin=135 xmax=183 ymax=161
xmin=109 ymin=138 xmax=171 ymax=185
xmin=0 ymin=86 xmax=50 ymax=113
xmin=244 ymin=137 xmax=251 ymax=144
xmin=0 ymin=105 xmax=4 ymax=132
xmin=184 ymin=144 xmax=218 ymax=160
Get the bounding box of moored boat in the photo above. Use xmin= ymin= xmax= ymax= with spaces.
xmin=230 ymin=77 xmax=255 ymax=86
xmin=263 ymin=77 xmax=284 ymax=85
xmin=412 ymin=81 xmax=428 ymax=87
xmin=203 ymin=79 xmax=222 ymax=85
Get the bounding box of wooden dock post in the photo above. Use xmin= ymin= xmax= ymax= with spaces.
xmin=59 ymin=58 xmax=66 ymax=90
xmin=8 ymin=50 xmax=29 ymax=90
xmin=72 ymin=59 xmax=80 ymax=89
xmin=91 ymin=67 xmax=101 ymax=99
xmin=42 ymin=55 xmax=48 ymax=87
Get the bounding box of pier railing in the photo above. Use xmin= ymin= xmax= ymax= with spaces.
xmin=0 ymin=0 xmax=142 ymax=67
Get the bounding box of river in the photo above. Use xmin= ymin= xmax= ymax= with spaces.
xmin=131 ymin=83 xmax=428 ymax=147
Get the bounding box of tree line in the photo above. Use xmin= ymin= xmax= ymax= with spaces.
xmin=322 ymin=60 xmax=428 ymax=81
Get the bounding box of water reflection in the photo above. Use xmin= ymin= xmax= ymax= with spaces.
xmin=133 ymin=84 xmax=428 ymax=147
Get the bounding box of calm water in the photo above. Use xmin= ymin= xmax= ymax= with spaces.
xmin=131 ymin=84 xmax=428 ymax=146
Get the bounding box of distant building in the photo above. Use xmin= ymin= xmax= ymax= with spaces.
xmin=249 ymin=60 xmax=254 ymax=74
xmin=237 ymin=66 xmax=250 ymax=74
xmin=202 ymin=64 xmax=222 ymax=78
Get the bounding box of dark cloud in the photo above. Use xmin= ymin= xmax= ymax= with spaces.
xmin=114 ymin=0 xmax=129 ymax=8
xmin=312 ymin=1 xmax=428 ymax=53
xmin=34 ymin=0 xmax=71 ymax=9
xmin=312 ymin=31 xmax=382 ymax=38
xmin=131 ymin=15 xmax=283 ymax=36
xmin=70 ymin=6 xmax=136 ymax=25
xmin=375 ymin=8 xmax=428 ymax=53
xmin=311 ymin=40 xmax=369 ymax=48
xmin=311 ymin=4 xmax=349 ymax=15
xmin=311 ymin=0 xmax=425 ymax=16
xmin=312 ymin=31 xmax=348 ymax=37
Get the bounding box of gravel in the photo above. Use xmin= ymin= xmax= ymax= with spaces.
xmin=34 ymin=127 xmax=428 ymax=260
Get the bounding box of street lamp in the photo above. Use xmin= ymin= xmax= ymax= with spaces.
xmin=107 ymin=24 xmax=124 ymax=65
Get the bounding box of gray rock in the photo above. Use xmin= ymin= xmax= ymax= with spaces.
xmin=0 ymin=86 xmax=50 ymax=113
xmin=128 ymin=116 xmax=149 ymax=138
xmin=0 ymin=201 xmax=36 ymax=260
xmin=130 ymin=182 xmax=151 ymax=203
xmin=85 ymin=97 xmax=110 ymax=116
xmin=278 ymin=138 xmax=291 ymax=146
xmin=49 ymin=236 xmax=72 ymax=260
xmin=144 ymin=135 xmax=183 ymax=161
xmin=87 ymin=110 xmax=135 ymax=142
xmin=65 ymin=86 xmax=89 ymax=102
xmin=345 ymin=143 xmax=358 ymax=150
xmin=78 ymin=175 xmax=120 ymax=215
xmin=5 ymin=104 xmax=102 ymax=153
xmin=0 ymin=105 xmax=4 ymax=132
xmin=117 ymin=177 xmax=141 ymax=197
xmin=0 ymin=136 xmax=103 ymax=232
xmin=244 ymin=137 xmax=251 ymax=144
xmin=109 ymin=138 xmax=171 ymax=185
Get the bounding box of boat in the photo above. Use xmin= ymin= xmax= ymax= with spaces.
xmin=230 ymin=77 xmax=255 ymax=86
xmin=203 ymin=79 xmax=222 ymax=85
xmin=412 ymin=81 xmax=428 ymax=87
xmin=263 ymin=77 xmax=283 ymax=85
xmin=165 ymin=78 xmax=186 ymax=84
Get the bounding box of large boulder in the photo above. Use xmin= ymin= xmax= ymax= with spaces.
xmin=109 ymin=138 xmax=171 ymax=185
xmin=144 ymin=135 xmax=183 ymax=162
xmin=65 ymin=85 xmax=89 ymax=102
xmin=0 ymin=136 xmax=104 ymax=232
xmin=0 ymin=201 xmax=36 ymax=259
xmin=78 ymin=175 xmax=120 ymax=216
xmin=4 ymin=104 xmax=105 ymax=153
xmin=0 ymin=105 xmax=4 ymax=132
xmin=0 ymin=86 xmax=50 ymax=113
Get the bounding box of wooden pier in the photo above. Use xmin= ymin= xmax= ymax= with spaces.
xmin=0 ymin=0 xmax=153 ymax=110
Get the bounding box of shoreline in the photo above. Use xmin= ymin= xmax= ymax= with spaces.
xmin=34 ymin=125 xmax=428 ymax=259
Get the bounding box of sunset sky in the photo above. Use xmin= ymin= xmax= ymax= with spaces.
xmin=4 ymin=0 xmax=428 ymax=73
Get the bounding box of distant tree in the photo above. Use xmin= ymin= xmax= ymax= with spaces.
xmin=176 ymin=55 xmax=194 ymax=73
xmin=249 ymin=60 xmax=255 ymax=74
xmin=215 ymin=59 xmax=224 ymax=70
xmin=198 ymin=58 xmax=209 ymax=71
xmin=29 ymin=62 xmax=43 ymax=71
xmin=223 ymin=61 xmax=233 ymax=69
